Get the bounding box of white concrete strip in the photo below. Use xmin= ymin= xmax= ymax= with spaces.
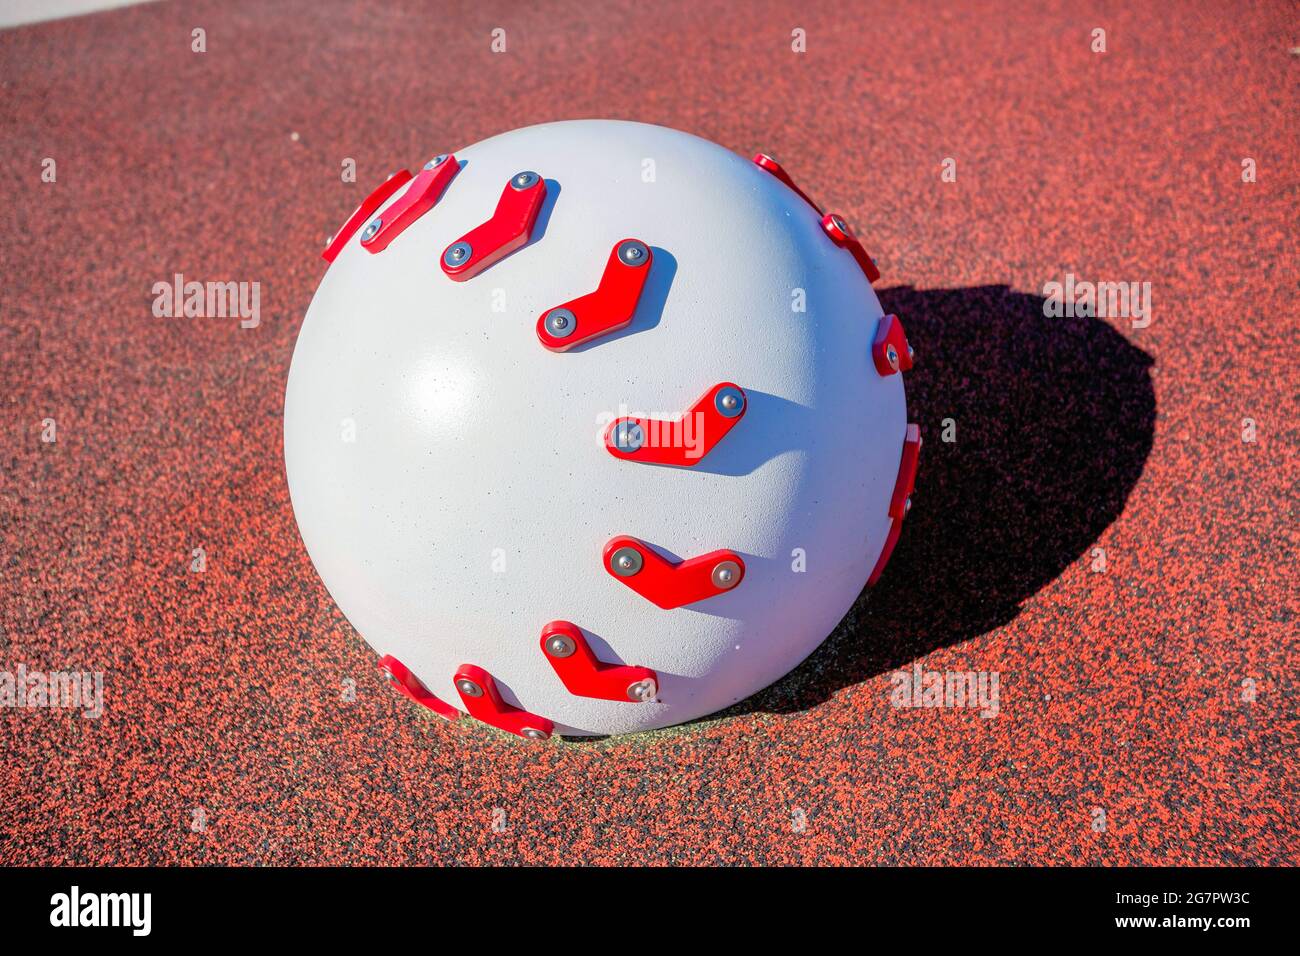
xmin=0 ymin=0 xmax=161 ymax=29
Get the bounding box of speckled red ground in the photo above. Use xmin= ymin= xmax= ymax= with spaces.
xmin=1 ymin=0 xmax=1296 ymax=866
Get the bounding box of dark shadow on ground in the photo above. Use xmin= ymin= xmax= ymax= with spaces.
xmin=722 ymin=283 xmax=1157 ymax=718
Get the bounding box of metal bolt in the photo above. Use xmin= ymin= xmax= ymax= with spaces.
xmin=627 ymin=678 xmax=657 ymax=702
xmin=886 ymin=344 xmax=900 ymax=371
xmin=711 ymin=560 xmax=741 ymax=590
xmin=443 ymin=241 xmax=472 ymax=268
xmin=714 ymin=386 xmax=745 ymax=418
xmin=545 ymin=633 xmax=576 ymax=658
xmin=614 ymin=421 xmax=644 ymax=452
xmin=510 ymin=170 xmax=540 ymax=190
xmin=424 ymin=155 xmax=447 ymax=170
xmin=545 ymin=308 xmax=576 ymax=338
xmin=618 ymin=239 xmax=649 ymax=266
xmin=522 ymin=727 xmax=549 ymax=740
xmin=832 ymin=215 xmax=848 ymax=234
xmin=907 ymin=344 xmax=915 ymax=362
xmin=904 ymin=496 xmax=913 ymax=515
xmin=361 ymin=218 xmax=382 ymax=242
xmin=456 ymin=678 xmax=483 ymax=698
xmin=611 ymin=546 xmax=643 ymax=577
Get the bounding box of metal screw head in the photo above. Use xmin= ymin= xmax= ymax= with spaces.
xmin=361 ymin=218 xmax=382 ymax=241
xmin=456 ymin=678 xmax=483 ymax=698
xmin=614 ymin=421 xmax=644 ymax=452
xmin=617 ymin=239 xmax=649 ymax=266
xmin=522 ymin=727 xmax=549 ymax=741
xmin=611 ymin=546 xmax=644 ymax=577
xmin=545 ymin=308 xmax=576 ymax=338
xmin=886 ymin=344 xmax=900 ymax=370
xmin=832 ymin=215 xmax=848 ymax=234
xmin=545 ymin=633 xmax=576 ymax=658
xmin=904 ymin=496 xmax=913 ymax=515
xmin=714 ymin=386 xmax=745 ymax=418
xmin=907 ymin=344 xmax=915 ymax=362
xmin=443 ymin=241 xmax=472 ymax=268
xmin=627 ymin=678 xmax=657 ymax=703
xmin=711 ymin=560 xmax=741 ymax=590
xmin=424 ymin=155 xmax=448 ymax=170
xmin=510 ymin=170 xmax=540 ymax=190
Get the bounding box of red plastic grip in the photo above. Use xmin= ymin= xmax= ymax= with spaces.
xmin=822 ymin=212 xmax=881 ymax=284
xmin=868 ymin=423 xmax=922 ymax=586
xmin=540 ymin=621 xmax=658 ymax=703
xmin=603 ymin=535 xmax=746 ymax=610
xmin=440 ymin=172 xmax=547 ymax=281
xmin=321 ymin=170 xmax=413 ymax=264
xmin=604 ymin=382 xmax=747 ymax=466
xmin=377 ymin=654 xmax=460 ymax=721
xmin=361 ymin=154 xmax=460 ymax=253
xmin=753 ymin=153 xmax=823 ymax=214
xmin=872 ymin=314 xmax=913 ymax=376
xmin=888 ymin=423 xmax=922 ymax=521
xmin=536 ymin=239 xmax=653 ymax=351
xmin=453 ymin=664 xmax=553 ymax=740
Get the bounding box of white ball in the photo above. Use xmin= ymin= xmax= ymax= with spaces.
xmin=285 ymin=120 xmax=909 ymax=737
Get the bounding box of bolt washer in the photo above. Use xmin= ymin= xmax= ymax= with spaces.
xmin=545 ymin=308 xmax=576 ymax=338
xmin=611 ymin=546 xmax=644 ymax=576
xmin=617 ymin=239 xmax=649 ymax=266
xmin=711 ymin=560 xmax=741 ymax=590
xmin=546 ymin=633 xmax=577 ymax=658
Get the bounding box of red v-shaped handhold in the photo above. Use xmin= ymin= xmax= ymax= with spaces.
xmin=322 ymin=170 xmax=413 ymax=264
xmin=440 ymin=171 xmax=547 ymax=280
xmin=604 ymin=383 xmax=747 ymax=466
xmin=540 ymin=621 xmax=658 ymax=703
xmin=377 ymin=654 xmax=459 ymax=721
xmin=603 ymin=536 xmax=746 ymax=610
xmin=536 ymin=239 xmax=653 ymax=351
xmin=360 ymin=154 xmax=460 ymax=253
xmin=822 ymin=212 xmax=880 ymax=284
xmin=453 ymin=664 xmax=553 ymax=740
xmin=872 ymin=314 xmax=913 ymax=376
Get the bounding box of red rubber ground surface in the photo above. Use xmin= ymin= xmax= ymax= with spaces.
xmin=1 ymin=0 xmax=1296 ymax=865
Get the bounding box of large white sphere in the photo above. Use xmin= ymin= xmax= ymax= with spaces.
xmin=285 ymin=120 xmax=908 ymax=737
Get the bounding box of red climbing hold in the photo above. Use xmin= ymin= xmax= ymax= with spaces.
xmin=321 ymin=170 xmax=413 ymax=264
xmin=453 ymin=663 xmax=554 ymax=740
xmin=536 ymin=239 xmax=653 ymax=351
xmin=540 ymin=621 xmax=658 ymax=703
xmin=440 ymin=170 xmax=547 ymax=280
xmin=872 ymin=314 xmax=914 ymax=376
xmin=752 ymin=152 xmax=823 ymax=214
xmin=868 ymin=423 xmax=922 ymax=586
xmin=360 ymin=153 xmax=460 ymax=254
xmin=377 ymin=654 xmax=460 ymax=721
xmin=821 ymin=212 xmax=881 ymax=284
xmin=604 ymin=535 xmax=745 ymax=610
xmin=604 ymin=382 xmax=747 ymax=466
